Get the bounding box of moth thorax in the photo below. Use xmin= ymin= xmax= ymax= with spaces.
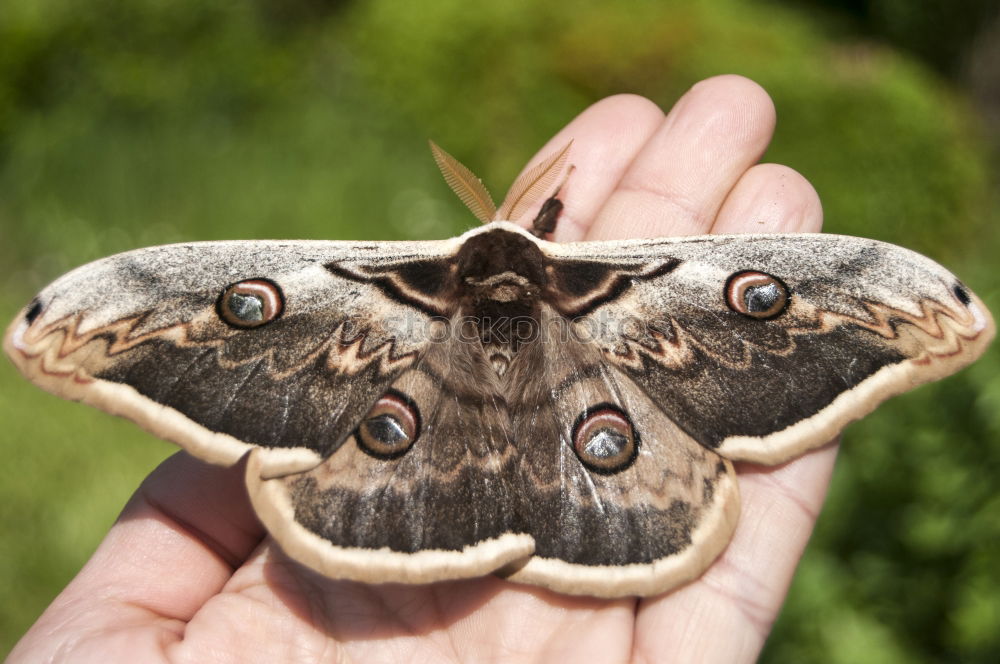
xmin=484 ymin=282 xmax=524 ymax=303
xmin=465 ymin=272 xmax=536 ymax=303
xmin=473 ymin=307 xmax=540 ymax=358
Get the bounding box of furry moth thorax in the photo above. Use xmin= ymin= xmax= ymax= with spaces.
xmin=4 ymin=144 xmax=994 ymax=598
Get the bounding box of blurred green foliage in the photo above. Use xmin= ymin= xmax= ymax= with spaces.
xmin=788 ymin=0 xmax=1000 ymax=76
xmin=1 ymin=0 xmax=997 ymax=660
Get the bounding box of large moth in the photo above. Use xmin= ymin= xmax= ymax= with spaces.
xmin=4 ymin=143 xmax=994 ymax=598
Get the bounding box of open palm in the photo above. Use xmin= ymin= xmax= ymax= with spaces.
xmin=9 ymin=75 xmax=832 ymax=663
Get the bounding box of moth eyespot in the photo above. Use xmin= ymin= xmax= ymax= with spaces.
xmin=953 ymin=282 xmax=972 ymax=307
xmin=217 ymin=279 xmax=284 ymax=328
xmin=25 ymin=299 xmax=43 ymax=325
xmin=725 ymin=271 xmax=790 ymax=319
xmin=572 ymin=405 xmax=639 ymax=474
xmin=356 ymin=390 xmax=421 ymax=459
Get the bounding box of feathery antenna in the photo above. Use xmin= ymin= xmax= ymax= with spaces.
xmin=429 ymin=140 xmax=497 ymax=223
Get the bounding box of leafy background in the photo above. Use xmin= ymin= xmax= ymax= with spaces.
xmin=1 ymin=0 xmax=998 ymax=660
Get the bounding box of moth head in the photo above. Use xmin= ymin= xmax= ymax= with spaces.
xmin=724 ymin=271 xmax=790 ymax=320
xmin=356 ymin=390 xmax=421 ymax=459
xmin=216 ymin=279 xmax=284 ymax=329
xmin=455 ymin=230 xmax=548 ymax=288
xmin=572 ymin=405 xmax=639 ymax=474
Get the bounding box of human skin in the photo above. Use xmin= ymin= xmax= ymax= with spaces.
xmin=8 ymin=74 xmax=830 ymax=664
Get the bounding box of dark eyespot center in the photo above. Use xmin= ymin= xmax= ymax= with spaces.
xmin=356 ymin=391 xmax=421 ymax=459
xmin=25 ymin=299 xmax=43 ymax=325
xmin=217 ymin=279 xmax=284 ymax=328
xmin=725 ymin=271 xmax=789 ymax=319
xmin=364 ymin=415 xmax=408 ymax=445
xmin=583 ymin=428 xmax=629 ymax=459
xmin=572 ymin=405 xmax=638 ymax=474
xmin=744 ymin=282 xmax=780 ymax=312
xmin=229 ymin=292 xmax=264 ymax=321
xmin=953 ymin=282 xmax=972 ymax=307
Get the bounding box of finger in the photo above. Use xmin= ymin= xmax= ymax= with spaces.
xmin=93 ymin=452 xmax=263 ymax=615
xmin=634 ymin=444 xmax=839 ymax=662
xmin=711 ymin=163 xmax=823 ymax=234
xmin=631 ymin=162 xmax=830 ymax=660
xmin=510 ymin=94 xmax=665 ymax=242
xmin=14 ymin=453 xmax=264 ymax=651
xmin=587 ymin=75 xmax=777 ymax=241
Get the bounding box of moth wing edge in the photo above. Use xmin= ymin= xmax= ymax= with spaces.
xmin=503 ymin=459 xmax=740 ymax=598
xmin=245 ymin=448 xmax=537 ymax=584
xmin=717 ymin=307 xmax=995 ymax=465
xmin=3 ymin=314 xmax=323 ymax=476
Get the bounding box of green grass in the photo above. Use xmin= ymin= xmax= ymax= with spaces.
xmin=1 ymin=0 xmax=998 ymax=659
xmin=0 ymin=360 xmax=173 ymax=644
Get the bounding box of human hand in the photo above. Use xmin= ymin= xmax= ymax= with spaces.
xmin=9 ymin=75 xmax=829 ymax=663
